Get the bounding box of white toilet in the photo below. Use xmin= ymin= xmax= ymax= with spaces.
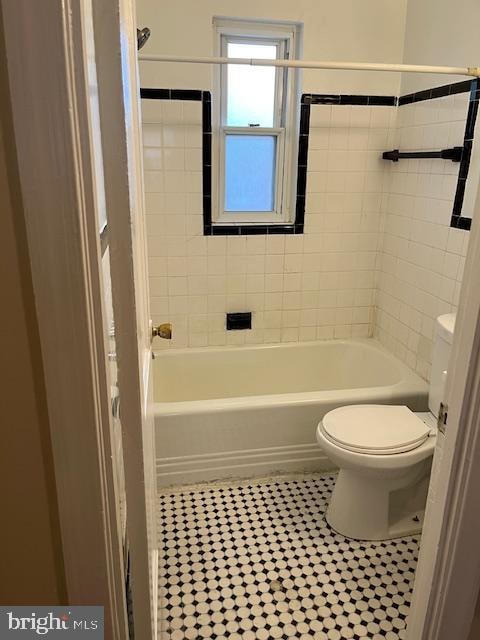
xmin=317 ymin=313 xmax=455 ymax=541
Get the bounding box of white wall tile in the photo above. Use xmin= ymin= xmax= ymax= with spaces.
xmin=374 ymin=92 xmax=470 ymax=381
xmin=143 ymin=95 xmax=470 ymax=360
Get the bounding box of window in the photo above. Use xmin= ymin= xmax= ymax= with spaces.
xmin=213 ymin=19 xmax=301 ymax=228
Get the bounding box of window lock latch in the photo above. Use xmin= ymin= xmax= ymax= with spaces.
xmin=248 ymin=123 xmax=260 ymax=127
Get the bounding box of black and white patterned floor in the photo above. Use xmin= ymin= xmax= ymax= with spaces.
xmin=157 ymin=474 xmax=419 ymax=640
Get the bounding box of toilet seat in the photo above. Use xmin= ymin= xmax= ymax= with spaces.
xmin=321 ymin=404 xmax=431 ymax=455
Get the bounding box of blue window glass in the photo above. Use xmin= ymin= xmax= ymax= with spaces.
xmin=224 ymin=135 xmax=276 ymax=212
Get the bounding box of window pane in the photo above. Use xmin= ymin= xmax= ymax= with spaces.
xmin=227 ymin=42 xmax=277 ymax=127
xmin=225 ymin=135 xmax=276 ymax=212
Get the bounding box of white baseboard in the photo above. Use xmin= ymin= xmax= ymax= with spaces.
xmin=156 ymin=443 xmax=335 ymax=488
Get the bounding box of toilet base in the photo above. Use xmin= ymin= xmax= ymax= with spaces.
xmin=326 ymin=508 xmax=425 ymax=541
xmin=325 ymin=466 xmax=430 ymax=541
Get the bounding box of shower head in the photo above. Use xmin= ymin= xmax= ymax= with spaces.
xmin=137 ymin=27 xmax=151 ymax=50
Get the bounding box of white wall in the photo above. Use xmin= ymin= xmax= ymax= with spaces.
xmin=137 ymin=0 xmax=407 ymax=96
xmin=401 ymin=0 xmax=480 ymax=94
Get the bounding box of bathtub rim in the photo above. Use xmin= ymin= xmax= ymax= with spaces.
xmin=154 ymin=336 xmax=405 ymax=361
xmin=153 ymin=338 xmax=428 ymax=416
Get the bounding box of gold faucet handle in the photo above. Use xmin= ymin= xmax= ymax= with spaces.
xmin=152 ymin=322 xmax=172 ymax=340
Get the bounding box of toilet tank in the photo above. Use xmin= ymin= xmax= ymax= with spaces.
xmin=429 ymin=313 xmax=456 ymax=418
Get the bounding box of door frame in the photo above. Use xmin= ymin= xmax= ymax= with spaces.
xmin=92 ymin=0 xmax=158 ymax=638
xmin=1 ymin=0 xmax=154 ymax=638
xmin=3 ymin=0 xmax=480 ymax=638
xmin=406 ymin=186 xmax=480 ymax=638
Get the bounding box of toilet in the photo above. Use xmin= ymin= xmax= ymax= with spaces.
xmin=317 ymin=313 xmax=455 ymax=541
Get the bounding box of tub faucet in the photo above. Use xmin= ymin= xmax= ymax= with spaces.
xmin=152 ymin=322 xmax=172 ymax=340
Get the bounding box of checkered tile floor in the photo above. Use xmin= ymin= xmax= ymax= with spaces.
xmin=157 ymin=474 xmax=419 ymax=639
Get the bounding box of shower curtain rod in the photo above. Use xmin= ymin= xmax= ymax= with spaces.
xmin=138 ymin=54 xmax=480 ymax=78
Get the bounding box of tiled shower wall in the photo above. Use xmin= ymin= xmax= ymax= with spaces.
xmin=142 ymin=90 xmax=473 ymax=381
xmin=375 ymin=92 xmax=470 ymax=380
xmin=142 ymin=98 xmax=396 ymax=348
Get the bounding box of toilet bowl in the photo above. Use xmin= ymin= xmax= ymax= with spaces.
xmin=317 ymin=313 xmax=455 ymax=541
xmin=317 ymin=406 xmax=436 ymax=540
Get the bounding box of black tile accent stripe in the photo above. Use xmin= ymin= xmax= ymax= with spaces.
xmin=303 ymin=93 xmax=396 ymax=106
xmin=140 ymin=88 xmax=203 ymax=101
xmin=140 ymin=88 xmax=215 ymax=234
xmin=450 ymin=79 xmax=478 ymax=231
xmin=395 ymin=79 xmax=475 ymax=231
xmin=140 ymin=87 xmax=302 ymax=236
xmin=140 ymin=88 xmax=171 ymax=100
xmin=201 ymin=92 xmax=213 ymax=234
xmin=141 ymin=80 xmax=476 ymax=236
xmin=171 ymin=89 xmax=202 ymax=101
xmin=296 ymin=92 xmax=397 ymax=234
xmin=300 ymin=83 xmax=477 ymax=233
xmin=396 ymin=80 xmax=476 ymax=231
xmin=293 ymin=100 xmax=311 ymax=232
xmin=398 ymin=79 xmax=472 ymax=106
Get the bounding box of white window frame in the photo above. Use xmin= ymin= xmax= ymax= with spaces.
xmin=212 ymin=18 xmax=301 ymax=226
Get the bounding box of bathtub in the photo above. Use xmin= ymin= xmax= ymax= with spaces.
xmin=153 ymin=338 xmax=428 ymax=487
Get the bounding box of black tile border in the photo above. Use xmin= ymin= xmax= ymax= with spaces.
xmin=140 ymin=88 xmax=215 ymax=234
xmin=140 ymin=87 xmax=303 ymax=235
xmin=302 ymin=94 xmax=397 ymax=106
xmin=398 ymin=80 xmax=472 ymax=106
xmin=303 ymin=83 xmax=477 ymax=232
xmin=201 ymin=92 xmax=213 ymax=234
xmin=141 ymin=81 xmax=476 ymax=235
xmin=297 ymin=93 xmax=397 ymax=234
xmin=206 ymin=93 xmax=397 ymax=235
xmin=450 ymin=79 xmax=478 ymax=231
xmin=394 ymin=79 xmax=476 ymax=231
xmin=140 ymin=88 xmax=203 ymax=101
xmin=302 ymin=84 xmax=477 ymax=232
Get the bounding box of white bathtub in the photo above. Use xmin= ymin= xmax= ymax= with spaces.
xmin=153 ymin=339 xmax=428 ymax=487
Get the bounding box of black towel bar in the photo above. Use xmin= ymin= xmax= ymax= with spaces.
xmin=382 ymin=146 xmax=463 ymax=162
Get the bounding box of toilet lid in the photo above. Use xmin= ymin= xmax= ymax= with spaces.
xmin=322 ymin=405 xmax=431 ymax=455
